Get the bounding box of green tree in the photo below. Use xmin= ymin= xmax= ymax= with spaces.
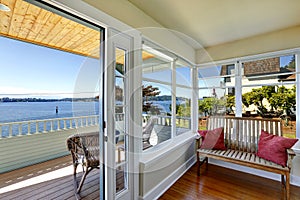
xmin=269 ymin=86 xmax=296 ymax=116
xmin=142 ymin=85 xmax=161 ymax=114
xmin=198 ymin=97 xmax=226 ymax=116
xmin=242 ymin=85 xmax=295 ymax=118
xmin=226 ymin=95 xmax=235 ymax=114
xmin=176 ymin=99 xmax=191 ymax=117
xmin=242 ymin=86 xmax=275 ymax=116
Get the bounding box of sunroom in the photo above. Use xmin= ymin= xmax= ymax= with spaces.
xmin=0 ymin=0 xmax=300 ymax=200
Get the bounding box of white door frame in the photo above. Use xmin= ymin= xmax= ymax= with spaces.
xmin=105 ymin=28 xmax=142 ymax=200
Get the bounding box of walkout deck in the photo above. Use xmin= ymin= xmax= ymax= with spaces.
xmin=0 ymin=156 xmax=99 ymax=200
xmin=1 ymin=156 xmax=300 ymax=200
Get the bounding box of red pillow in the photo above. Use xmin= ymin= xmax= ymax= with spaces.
xmin=198 ymin=127 xmax=226 ymax=150
xmin=256 ymin=130 xmax=298 ymax=167
xmin=198 ymin=130 xmax=208 ymax=138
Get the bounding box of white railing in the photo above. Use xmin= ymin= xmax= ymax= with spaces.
xmin=0 ymin=115 xmax=99 ymax=138
xmin=142 ymin=114 xmax=191 ymax=129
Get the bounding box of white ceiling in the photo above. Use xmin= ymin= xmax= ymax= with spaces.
xmin=128 ymin=0 xmax=300 ymax=49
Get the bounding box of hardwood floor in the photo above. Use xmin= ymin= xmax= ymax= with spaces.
xmin=159 ymin=163 xmax=300 ymax=200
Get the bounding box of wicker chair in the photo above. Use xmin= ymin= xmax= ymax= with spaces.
xmin=66 ymin=132 xmax=100 ymax=199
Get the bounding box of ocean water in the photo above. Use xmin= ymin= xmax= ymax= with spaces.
xmin=0 ymin=101 xmax=99 ymax=123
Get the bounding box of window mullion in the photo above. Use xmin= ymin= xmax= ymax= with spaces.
xmin=171 ymin=59 xmax=177 ymax=138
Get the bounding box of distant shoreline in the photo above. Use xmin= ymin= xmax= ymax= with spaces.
xmin=0 ymin=97 xmax=98 ymax=103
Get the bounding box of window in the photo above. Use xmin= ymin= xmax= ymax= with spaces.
xmin=197 ymin=54 xmax=297 ymax=139
xmin=142 ymin=49 xmax=173 ymax=146
xmin=241 ymin=55 xmax=296 ymax=138
xmin=198 ymin=64 xmax=235 ymax=130
xmin=141 ymin=46 xmax=193 ymax=147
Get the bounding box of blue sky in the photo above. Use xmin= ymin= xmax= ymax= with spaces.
xmin=0 ymin=35 xmax=294 ymax=99
xmin=0 ymin=36 xmax=99 ymax=99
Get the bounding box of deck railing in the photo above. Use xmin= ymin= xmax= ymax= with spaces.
xmin=0 ymin=115 xmax=99 ymax=138
xmin=142 ymin=114 xmax=191 ymax=129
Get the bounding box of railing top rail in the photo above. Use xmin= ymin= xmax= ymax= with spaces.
xmin=0 ymin=115 xmax=99 ymax=126
xmin=208 ymin=115 xmax=281 ymax=122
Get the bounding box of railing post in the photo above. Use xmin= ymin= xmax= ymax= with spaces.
xmin=0 ymin=125 xmax=2 ymax=138
xmin=57 ymin=119 xmax=60 ymax=130
xmin=43 ymin=121 xmax=47 ymax=133
xmin=9 ymin=124 xmax=13 ymax=137
xmin=75 ymin=118 xmax=78 ymax=128
xmin=18 ymin=123 xmax=22 ymax=136
xmin=69 ymin=119 xmax=72 ymax=129
xmin=50 ymin=120 xmax=53 ymax=132
xmin=64 ymin=119 xmax=67 ymax=130
xmin=28 ymin=122 xmax=31 ymax=135
xmin=35 ymin=122 xmax=39 ymax=134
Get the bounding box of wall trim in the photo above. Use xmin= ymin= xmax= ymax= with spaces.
xmin=139 ymin=155 xmax=196 ymax=200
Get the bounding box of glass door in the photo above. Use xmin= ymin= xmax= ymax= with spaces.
xmin=105 ymin=28 xmax=134 ymax=200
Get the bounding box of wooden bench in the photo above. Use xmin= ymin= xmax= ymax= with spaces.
xmin=196 ymin=116 xmax=296 ymax=200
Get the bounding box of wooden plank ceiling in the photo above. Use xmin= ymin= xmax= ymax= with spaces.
xmin=0 ymin=0 xmax=100 ymax=58
xmin=0 ymin=0 xmax=154 ymax=62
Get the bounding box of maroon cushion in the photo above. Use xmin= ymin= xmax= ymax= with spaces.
xmin=256 ymin=130 xmax=298 ymax=167
xmin=198 ymin=127 xmax=226 ymax=150
xmin=198 ymin=130 xmax=208 ymax=138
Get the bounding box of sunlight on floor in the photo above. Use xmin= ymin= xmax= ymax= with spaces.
xmin=0 ymin=165 xmax=74 ymax=194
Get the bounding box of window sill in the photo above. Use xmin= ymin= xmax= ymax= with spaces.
xmin=140 ymin=131 xmax=195 ymax=166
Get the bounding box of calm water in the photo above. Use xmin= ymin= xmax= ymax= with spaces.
xmin=0 ymin=101 xmax=99 ymax=123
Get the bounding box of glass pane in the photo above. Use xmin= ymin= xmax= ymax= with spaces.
xmin=176 ymin=87 xmax=191 ymax=135
xmin=142 ymin=81 xmax=172 ymax=147
xmin=114 ymin=47 xmax=127 ymax=193
xmin=241 ymin=55 xmax=296 ymax=139
xmin=142 ymin=50 xmax=172 ymax=83
xmin=115 ymin=77 xmax=124 ymax=104
xmin=142 ymin=49 xmax=173 ymax=149
xmin=176 ymin=61 xmax=191 ymax=86
xmin=242 ymin=55 xmax=295 ymax=86
xmin=198 ymin=65 xmax=222 ymax=78
xmin=198 ymin=65 xmax=235 ymax=130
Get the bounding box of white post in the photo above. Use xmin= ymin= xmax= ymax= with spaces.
xmin=35 ymin=122 xmax=39 ymax=134
xmin=18 ymin=123 xmax=22 ymax=135
xmin=9 ymin=124 xmax=13 ymax=137
xmin=64 ymin=119 xmax=67 ymax=130
xmin=43 ymin=121 xmax=47 ymax=133
xmin=296 ymin=53 xmax=300 ymax=139
xmin=235 ymin=61 xmax=243 ymax=117
xmin=50 ymin=120 xmax=53 ymax=132
xmin=27 ymin=122 xmax=31 ymax=135
xmin=191 ymin=66 xmax=199 ymax=132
